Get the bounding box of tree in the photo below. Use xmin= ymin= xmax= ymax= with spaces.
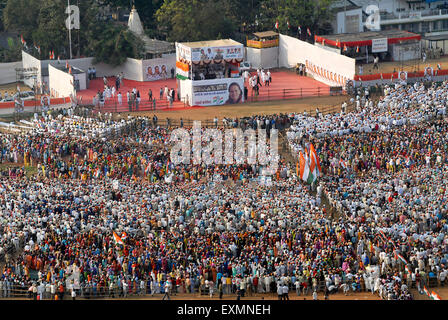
xmin=155 ymin=0 xmax=235 ymax=42
xmin=3 ymin=0 xmax=40 ymax=38
xmin=32 ymin=0 xmax=66 ymax=59
xmin=258 ymin=0 xmax=334 ymax=35
xmin=88 ymin=23 xmax=144 ymax=66
xmin=100 ymin=0 xmax=164 ymax=30
xmin=0 ymin=36 xmax=21 ymax=61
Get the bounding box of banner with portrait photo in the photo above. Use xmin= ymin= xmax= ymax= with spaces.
xmin=145 ymin=64 xmax=169 ymax=81
xmin=398 ymin=71 xmax=407 ymax=83
xmin=190 ymin=46 xmax=244 ymax=62
xmin=176 ymin=42 xmax=192 ymax=62
xmin=192 ymin=78 xmax=245 ymax=106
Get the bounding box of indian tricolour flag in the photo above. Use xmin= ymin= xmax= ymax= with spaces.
xmin=423 ymin=286 xmax=431 ymax=297
xmin=113 ymin=231 xmax=125 ymax=246
xmin=405 ymin=265 xmax=412 ymax=275
xmin=394 ymin=251 xmax=408 ymax=264
xmin=299 ymin=151 xmax=310 ymax=183
xmin=431 ymin=291 xmax=442 ymax=300
xmin=308 ymin=143 xmax=321 ymax=184
xmin=176 ymin=61 xmax=189 ymax=80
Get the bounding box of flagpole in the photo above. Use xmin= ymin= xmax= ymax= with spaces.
xmin=68 ymin=0 xmax=73 ymax=60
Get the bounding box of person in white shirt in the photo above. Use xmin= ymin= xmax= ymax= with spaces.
xmin=282 ymin=284 xmax=289 ymax=300
xmin=277 ymin=282 xmax=283 ymax=300
xmin=117 ymin=92 xmax=122 ymax=105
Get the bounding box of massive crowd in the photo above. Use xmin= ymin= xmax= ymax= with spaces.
xmin=0 ymin=80 xmax=448 ymax=301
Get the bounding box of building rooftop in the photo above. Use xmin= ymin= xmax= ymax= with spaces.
xmin=50 ymin=63 xmax=85 ymax=75
xmin=318 ymin=29 xmax=420 ymax=43
xmin=142 ymin=38 xmax=175 ymax=54
xmin=180 ymin=39 xmax=242 ymax=48
xmin=252 ymin=31 xmax=279 ymax=38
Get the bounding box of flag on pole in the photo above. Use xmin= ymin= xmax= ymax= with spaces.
xmin=343 ymin=44 xmax=348 ymax=52
xmin=431 ymin=291 xmax=442 ymax=300
xmin=309 ymin=143 xmax=321 ymax=178
xmin=113 ymin=231 xmax=125 ymax=245
xmin=356 ymin=46 xmax=359 ymax=53
xmin=307 ymin=28 xmax=311 ymax=36
xmin=37 ymin=46 xmax=41 ymax=54
xmin=299 ymin=151 xmax=310 ymax=182
xmin=20 ymin=35 xmax=26 ymax=46
xmin=405 ymin=265 xmax=412 ymax=275
xmin=275 ymin=20 xmax=279 ymax=29
xmin=287 ymin=21 xmax=290 ymax=29
xmin=395 ymin=252 xmax=407 ymax=264
xmin=66 ymin=61 xmax=69 ymax=69
xmin=423 ymin=286 xmax=431 ymax=297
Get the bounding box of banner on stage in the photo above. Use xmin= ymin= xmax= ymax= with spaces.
xmin=372 ymin=38 xmax=388 ymax=53
xmin=192 ymin=78 xmax=244 ymax=106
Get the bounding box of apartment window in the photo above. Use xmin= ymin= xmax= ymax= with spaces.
xmin=422 ymin=22 xmax=430 ymax=33
xmin=442 ymin=20 xmax=448 ymax=30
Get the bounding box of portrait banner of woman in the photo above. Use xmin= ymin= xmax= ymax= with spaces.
xmin=226 ymin=82 xmax=243 ymax=104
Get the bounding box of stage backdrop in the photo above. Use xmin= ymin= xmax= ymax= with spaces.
xmin=278 ymin=34 xmax=356 ymax=87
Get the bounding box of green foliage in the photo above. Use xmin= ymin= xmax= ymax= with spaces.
xmin=0 ymin=36 xmax=21 ymax=61
xmin=1 ymin=0 xmax=144 ymax=63
xmin=3 ymin=0 xmax=40 ymax=38
xmin=155 ymin=0 xmax=236 ymax=42
xmin=32 ymin=0 xmax=66 ymax=58
xmin=256 ymin=0 xmax=334 ymax=34
xmin=0 ymin=0 xmax=335 ymax=63
xmin=89 ymin=24 xmax=145 ymax=66
xmin=101 ymin=0 xmax=163 ymax=29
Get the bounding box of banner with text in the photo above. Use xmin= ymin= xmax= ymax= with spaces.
xmin=190 ymin=46 xmax=244 ymax=62
xmin=372 ymin=38 xmax=388 ymax=53
xmin=192 ymin=78 xmax=245 ymax=106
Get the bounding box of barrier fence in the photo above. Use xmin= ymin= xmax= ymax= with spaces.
xmin=1 ymin=276 xmax=435 ymax=300
xmin=76 ymin=86 xmax=340 ymax=114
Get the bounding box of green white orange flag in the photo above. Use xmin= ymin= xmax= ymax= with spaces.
xmin=299 ymin=151 xmax=309 ymax=182
xmin=309 ymin=143 xmax=321 ymax=179
xmin=431 ymin=291 xmax=442 ymax=300
xmin=176 ymin=61 xmax=189 ymax=80
xmin=423 ymin=286 xmax=431 ymax=297
xmin=113 ymin=231 xmax=125 ymax=245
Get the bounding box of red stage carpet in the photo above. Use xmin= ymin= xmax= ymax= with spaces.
xmin=76 ymin=71 xmax=329 ymax=112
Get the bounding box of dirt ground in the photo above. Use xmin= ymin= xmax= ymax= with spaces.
xmin=124 ymin=95 xmax=348 ymax=122
xmin=6 ymin=291 xmax=382 ymax=301
xmin=411 ymin=287 xmax=448 ymax=300
xmin=360 ymin=55 xmax=448 ymax=74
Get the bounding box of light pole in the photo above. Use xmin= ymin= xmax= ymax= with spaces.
xmin=68 ymin=0 xmax=73 ymax=59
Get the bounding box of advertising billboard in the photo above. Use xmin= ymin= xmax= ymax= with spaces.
xmin=192 ymin=78 xmax=245 ymax=106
